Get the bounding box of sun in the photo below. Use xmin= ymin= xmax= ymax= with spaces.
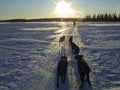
xmin=55 ymin=0 xmax=74 ymax=17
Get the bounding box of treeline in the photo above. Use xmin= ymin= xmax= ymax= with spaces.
xmin=0 ymin=18 xmax=79 ymax=22
xmin=0 ymin=13 xmax=120 ymax=22
xmin=83 ymin=13 xmax=120 ymax=22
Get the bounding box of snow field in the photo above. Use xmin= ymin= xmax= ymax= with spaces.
xmin=0 ymin=22 xmax=120 ymax=90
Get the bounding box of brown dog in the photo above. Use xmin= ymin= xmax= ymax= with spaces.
xmin=70 ymin=42 xmax=79 ymax=55
xmin=59 ymin=35 xmax=65 ymax=44
xmin=57 ymin=56 xmax=68 ymax=87
xmin=75 ymin=55 xmax=91 ymax=89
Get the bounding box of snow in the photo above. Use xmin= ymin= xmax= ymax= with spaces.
xmin=0 ymin=22 xmax=120 ymax=90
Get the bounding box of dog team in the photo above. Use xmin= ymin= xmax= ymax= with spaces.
xmin=57 ymin=35 xmax=92 ymax=89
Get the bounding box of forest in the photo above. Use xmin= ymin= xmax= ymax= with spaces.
xmin=83 ymin=13 xmax=120 ymax=22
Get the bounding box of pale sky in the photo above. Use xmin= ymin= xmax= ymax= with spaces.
xmin=0 ymin=0 xmax=120 ymax=20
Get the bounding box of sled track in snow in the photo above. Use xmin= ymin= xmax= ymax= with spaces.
xmin=55 ymin=25 xmax=83 ymax=90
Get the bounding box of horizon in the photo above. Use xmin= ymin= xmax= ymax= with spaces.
xmin=0 ymin=0 xmax=120 ymax=20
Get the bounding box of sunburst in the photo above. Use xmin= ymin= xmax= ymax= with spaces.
xmin=55 ymin=0 xmax=74 ymax=17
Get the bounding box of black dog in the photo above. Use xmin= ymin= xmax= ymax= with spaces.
xmin=57 ymin=56 xmax=68 ymax=87
xmin=70 ymin=42 xmax=79 ymax=55
xmin=59 ymin=35 xmax=65 ymax=44
xmin=75 ymin=55 xmax=91 ymax=89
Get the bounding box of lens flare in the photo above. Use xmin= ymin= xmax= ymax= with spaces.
xmin=51 ymin=0 xmax=84 ymax=18
xmin=55 ymin=0 xmax=74 ymax=17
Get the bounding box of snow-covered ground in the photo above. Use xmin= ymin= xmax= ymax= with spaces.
xmin=0 ymin=22 xmax=120 ymax=90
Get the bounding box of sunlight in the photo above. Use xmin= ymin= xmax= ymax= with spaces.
xmin=52 ymin=0 xmax=84 ymax=18
xmin=55 ymin=0 xmax=74 ymax=17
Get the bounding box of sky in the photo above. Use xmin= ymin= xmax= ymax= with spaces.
xmin=0 ymin=0 xmax=120 ymax=20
